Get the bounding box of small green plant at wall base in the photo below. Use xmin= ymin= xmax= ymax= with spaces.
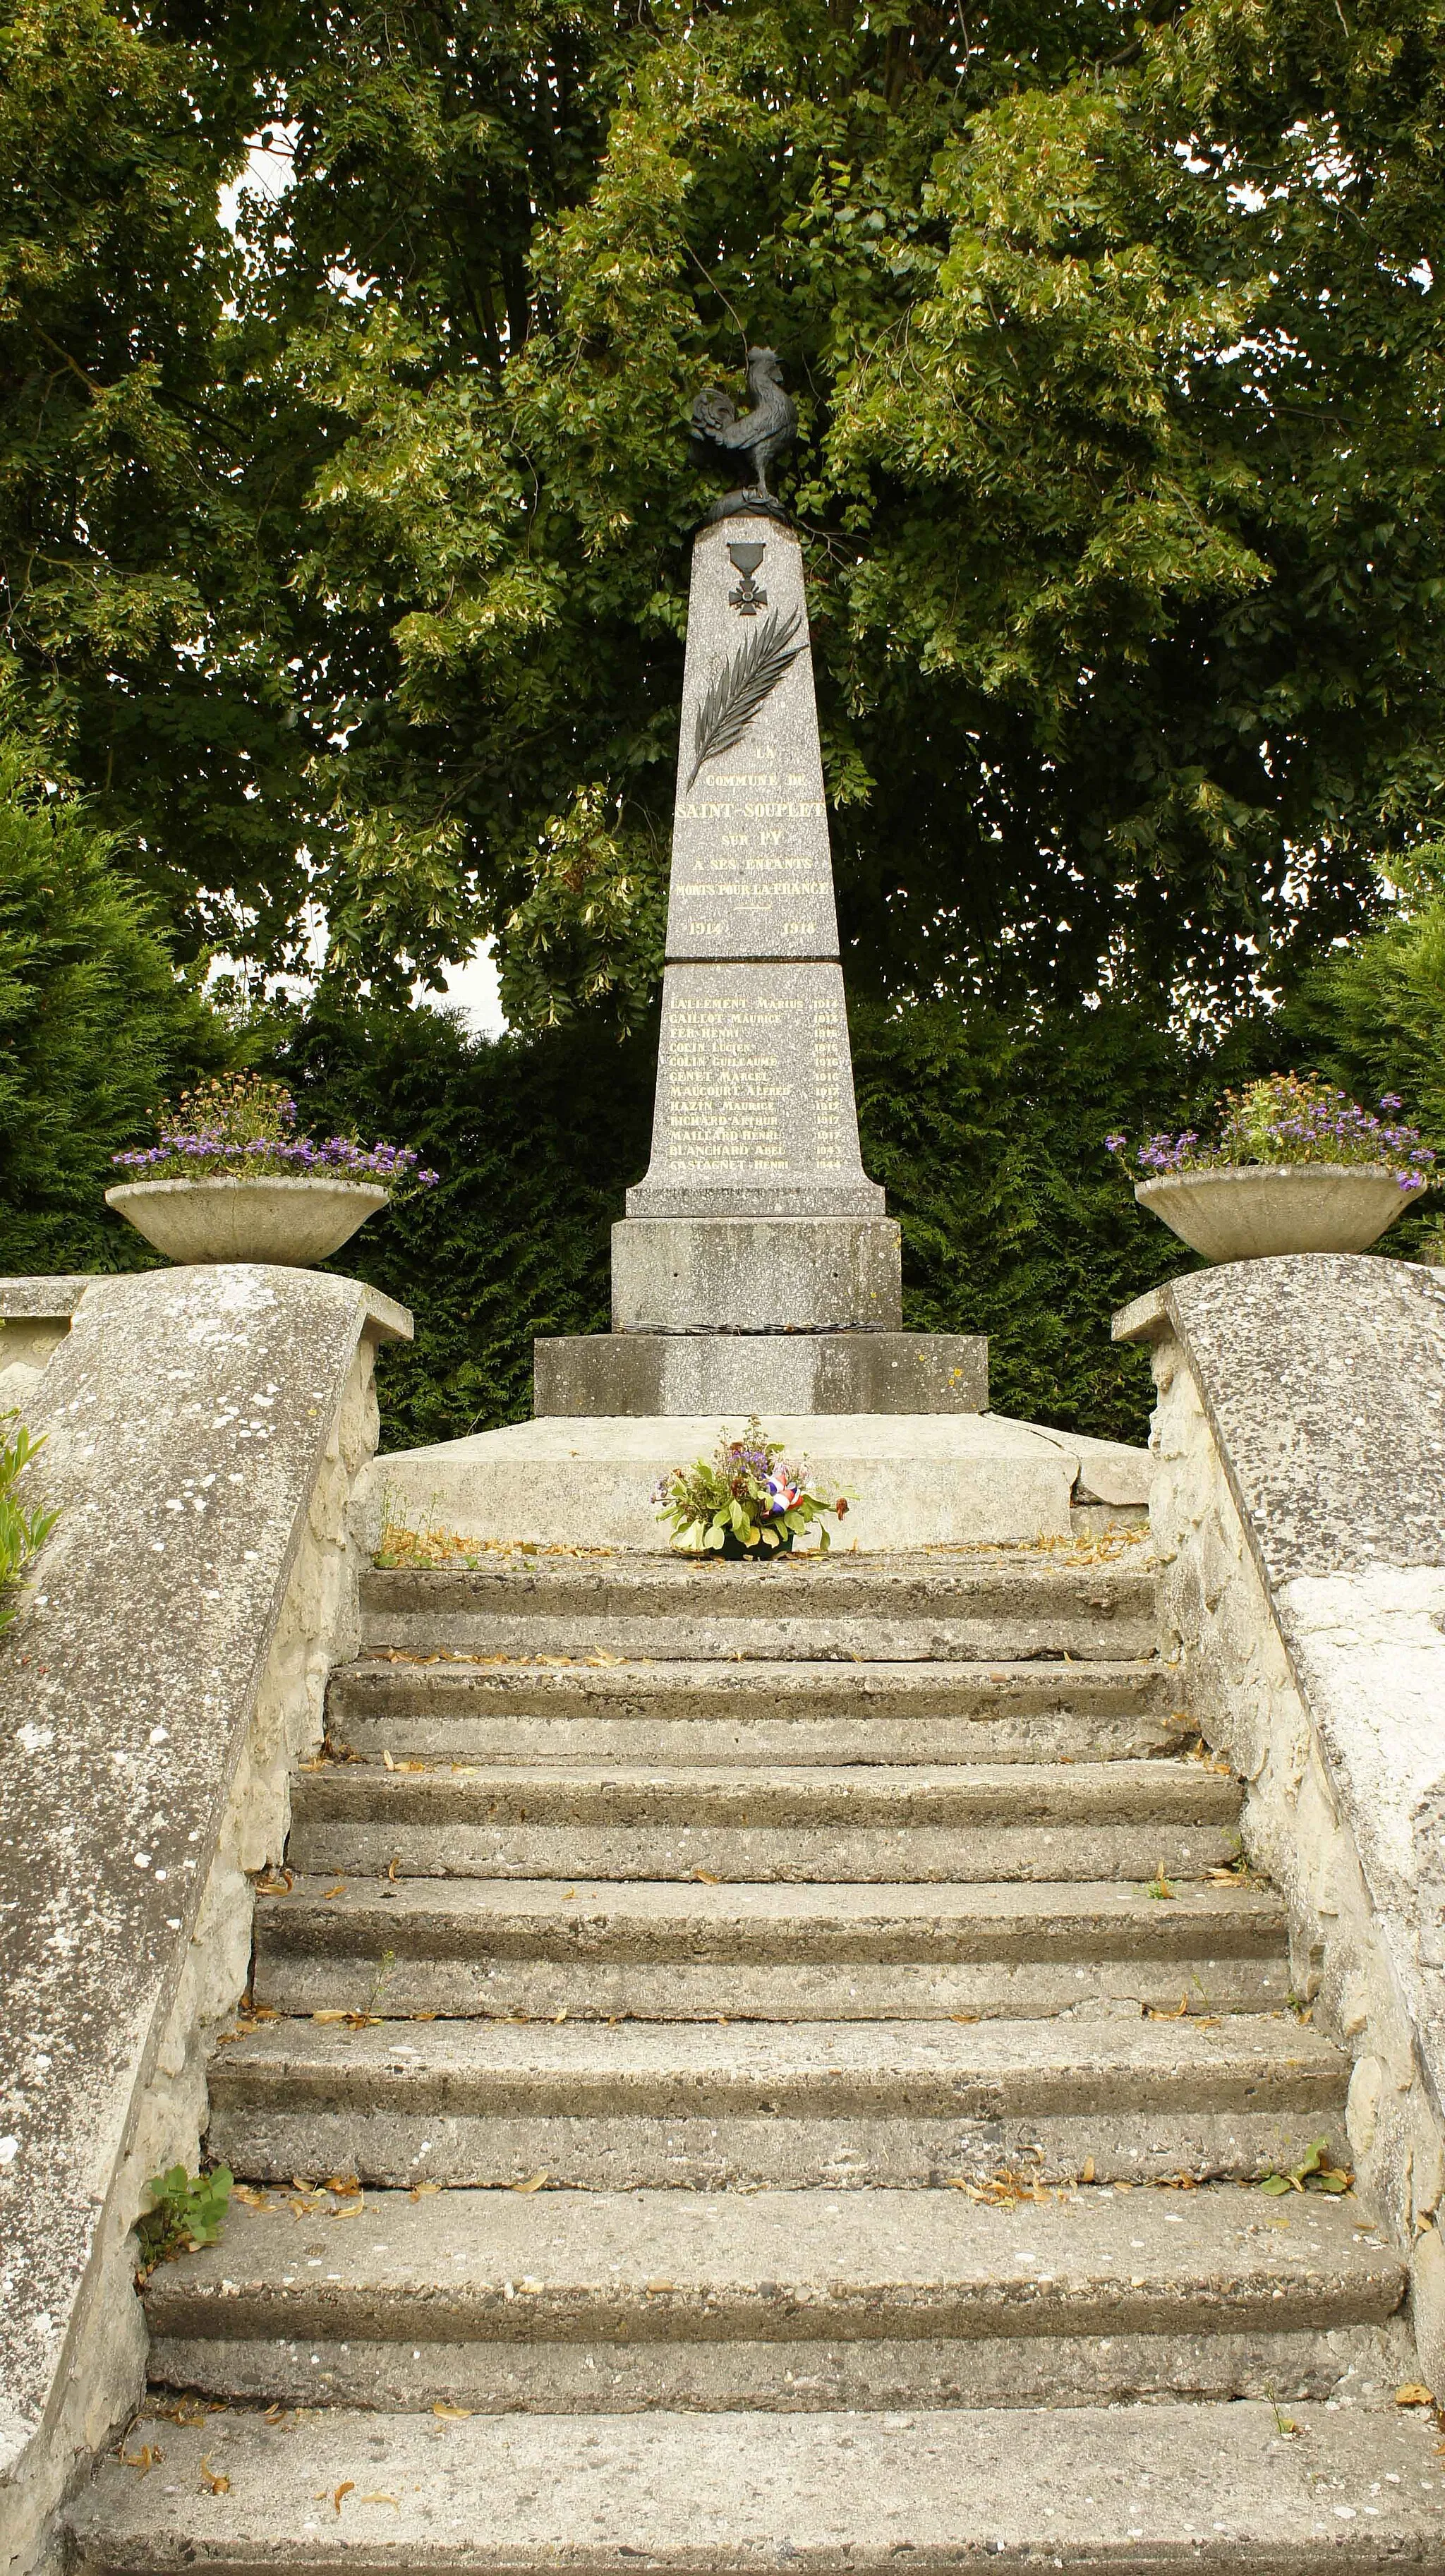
xmin=654 ymin=1417 xmax=851 ymax=1557
xmin=136 ymin=2165 xmax=234 ymax=2269
xmin=1258 ymin=2139 xmax=1353 ymax=2197
xmin=0 ymin=1411 xmax=59 ymax=1633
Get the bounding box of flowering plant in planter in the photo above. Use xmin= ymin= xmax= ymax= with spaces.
xmin=1106 ymin=1075 xmax=1435 ymax=1190
xmin=111 ymin=1074 xmax=439 ymax=1195
xmin=654 ymin=1416 xmax=850 ymax=1557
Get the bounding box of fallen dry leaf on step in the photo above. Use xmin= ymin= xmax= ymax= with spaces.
xmin=231 ymin=2186 xmax=271 ymax=2210
xmin=325 ymin=2173 xmax=360 ymax=2194
xmin=693 ymin=1870 xmax=722 ymax=1885
xmin=946 ymin=2168 xmax=1052 ymax=2208
xmin=330 ymin=2484 xmax=355 ymax=2514
xmin=950 ymin=2014 xmax=979 ymax=2026
xmin=1396 ymin=2384 xmax=1435 ymax=2407
xmin=363 ymin=2492 xmax=399 ymax=2508
xmin=511 ymin=2170 xmax=549 ymax=2194
xmin=331 ymin=2196 xmax=365 ymax=2219
xmin=199 ymin=2457 xmax=230 ymax=2496
xmin=255 ymin=1871 xmax=293 ymax=1897
xmin=409 ymin=2181 xmax=441 ymax=2201
xmin=322 ymin=1880 xmax=347 ymax=1901
xmin=120 ymin=2445 xmax=162 ymax=2474
xmin=433 ymin=2405 xmax=472 ymax=2421
xmin=1080 ymin=2160 xmax=1096 ymax=2184
xmin=382 ymin=1750 xmax=396 ymax=1770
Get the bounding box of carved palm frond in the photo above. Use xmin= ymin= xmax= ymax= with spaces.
xmin=687 ymin=607 xmax=804 ymax=792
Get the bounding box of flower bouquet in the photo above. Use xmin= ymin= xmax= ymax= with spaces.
xmin=653 ymin=1417 xmax=850 ymax=1558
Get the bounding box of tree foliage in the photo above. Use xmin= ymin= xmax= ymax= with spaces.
xmin=1286 ymin=845 xmax=1445 ymax=1149
xmin=0 ymin=0 xmax=324 ymax=966
xmin=233 ymin=0 xmax=1445 ymax=1019
xmin=5 ymin=0 xmax=1445 ymax=1026
xmin=0 ymin=716 xmax=230 ymax=1272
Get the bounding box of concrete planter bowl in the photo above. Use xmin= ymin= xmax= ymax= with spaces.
xmin=1135 ymin=1164 xmax=1427 ymax=1264
xmin=106 ymin=1175 xmax=389 ymax=1266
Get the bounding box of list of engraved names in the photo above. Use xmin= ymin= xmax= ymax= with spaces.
xmin=659 ymin=984 xmax=849 ymax=1174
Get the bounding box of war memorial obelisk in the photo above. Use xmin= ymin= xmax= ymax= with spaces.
xmin=535 ymin=350 xmax=986 ymax=1418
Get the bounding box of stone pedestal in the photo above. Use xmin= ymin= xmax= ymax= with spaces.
xmin=535 ymin=1331 xmax=988 ymax=1419
xmin=611 ymin=1217 xmax=902 ymax=1334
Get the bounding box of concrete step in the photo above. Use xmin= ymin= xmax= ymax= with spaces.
xmin=70 ymin=2400 xmax=1445 ymax=2570
xmin=292 ymin=1757 xmax=1240 ymax=1827
xmin=359 ymin=1558 xmax=1158 ymax=1664
xmin=207 ymin=2014 xmax=1347 ymax=2190
xmin=253 ymin=1870 xmax=1287 ymax=1972
xmin=285 ymin=1758 xmax=1239 ymax=1885
xmin=327 ymin=1657 xmax=1180 ymax=1769
xmin=255 ymin=1946 xmax=1290 ymax=2022
xmin=147 ymin=2318 xmax=1415 ymax=2417
xmin=287 ymin=1822 xmax=1237 ymax=1887
xmin=143 ymin=2184 xmax=1405 ymax=2419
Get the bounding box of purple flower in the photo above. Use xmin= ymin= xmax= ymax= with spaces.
xmin=112 ymin=1072 xmax=437 ymax=1198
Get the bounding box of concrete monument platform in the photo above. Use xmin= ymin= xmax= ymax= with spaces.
xmin=365 ymin=1413 xmax=1149 ymax=1554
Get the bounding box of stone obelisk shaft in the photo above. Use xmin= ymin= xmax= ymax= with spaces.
xmin=626 ymin=514 xmax=882 ymax=1222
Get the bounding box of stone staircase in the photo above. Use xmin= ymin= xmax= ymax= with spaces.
xmin=71 ymin=1549 xmax=1445 ymax=2568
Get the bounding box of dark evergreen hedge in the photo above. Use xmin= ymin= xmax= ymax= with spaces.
xmin=275 ymin=996 xmax=1267 ymax=1454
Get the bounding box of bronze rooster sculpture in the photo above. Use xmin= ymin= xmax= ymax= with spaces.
xmin=690 ymin=347 xmax=797 ymax=500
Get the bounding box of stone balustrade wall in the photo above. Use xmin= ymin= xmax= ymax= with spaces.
xmin=0 ymin=1269 xmax=410 ymax=2576
xmin=1118 ymin=1256 xmax=1445 ymax=2396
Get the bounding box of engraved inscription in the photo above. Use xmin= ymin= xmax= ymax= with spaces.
xmin=658 ymin=984 xmax=851 ymax=1175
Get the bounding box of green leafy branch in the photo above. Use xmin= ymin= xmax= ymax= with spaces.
xmin=0 ymin=1410 xmax=59 ymax=1633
